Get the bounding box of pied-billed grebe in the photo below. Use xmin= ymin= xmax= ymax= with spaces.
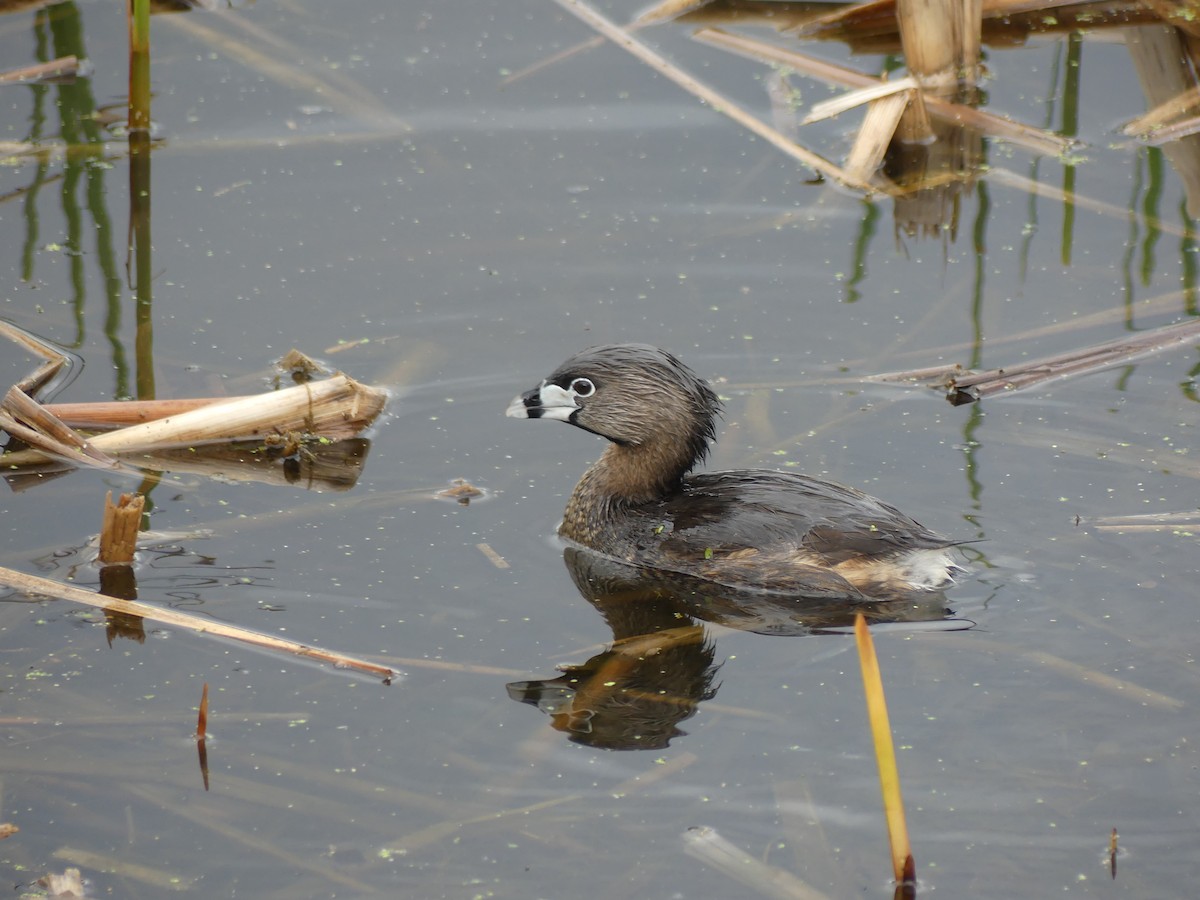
xmin=506 ymin=344 xmax=963 ymax=600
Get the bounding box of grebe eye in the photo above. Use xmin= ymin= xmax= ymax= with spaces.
xmin=570 ymin=378 xmax=595 ymax=397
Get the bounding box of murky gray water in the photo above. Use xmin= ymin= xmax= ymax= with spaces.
xmin=2 ymin=2 xmax=1198 ymax=897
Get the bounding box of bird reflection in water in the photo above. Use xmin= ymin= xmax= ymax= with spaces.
xmin=507 ymin=545 xmax=965 ymax=751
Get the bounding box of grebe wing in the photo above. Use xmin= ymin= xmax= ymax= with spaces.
xmin=655 ymin=470 xmax=951 ymax=564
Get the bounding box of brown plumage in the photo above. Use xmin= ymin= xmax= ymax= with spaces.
xmin=507 ymin=344 xmax=964 ymax=601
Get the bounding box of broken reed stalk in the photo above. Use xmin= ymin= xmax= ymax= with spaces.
xmin=845 ymin=91 xmax=912 ymax=182
xmin=99 ymin=491 xmax=144 ymax=564
xmin=854 ymin=613 xmax=914 ymax=886
xmin=1 ymin=374 xmax=387 ymax=468
xmin=43 ymin=397 xmax=238 ymax=429
xmin=694 ymin=29 xmax=1072 ymax=158
xmin=0 ymin=388 xmax=119 ymax=470
xmin=552 ymin=0 xmax=872 ymax=190
xmin=0 ymin=565 xmax=396 ymax=682
xmin=896 ymin=0 xmax=979 ymax=80
xmin=90 ymin=374 xmax=383 ymax=449
xmin=0 ymin=321 xmax=70 ymax=392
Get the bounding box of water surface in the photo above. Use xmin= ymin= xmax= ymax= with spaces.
xmin=1 ymin=2 xmax=1198 ymax=897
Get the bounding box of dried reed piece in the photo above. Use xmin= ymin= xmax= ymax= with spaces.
xmin=553 ymin=0 xmax=873 ymax=191
xmin=897 ymin=0 xmax=980 ymax=79
xmin=43 ymin=397 xmax=232 ymax=429
xmin=0 ymin=56 xmax=79 ymax=85
xmin=0 ymin=565 xmax=397 ymax=682
xmin=99 ymin=491 xmax=144 ymax=565
xmin=0 ymin=321 xmax=70 ymax=393
xmin=682 ymin=826 xmax=831 ymax=900
xmin=844 ymin=91 xmax=912 ymax=182
xmin=803 ymin=75 xmax=922 ymax=124
xmin=2 ymin=386 xmax=115 ymax=462
xmin=1083 ymin=511 xmax=1200 ymax=532
xmin=695 ymin=28 xmax=1073 ymax=158
xmin=1 ymin=374 xmax=386 ymax=468
xmin=94 ymin=374 xmax=384 ymax=449
xmin=944 ymin=316 xmax=1200 ymax=404
xmin=854 ymin=613 xmax=914 ymax=887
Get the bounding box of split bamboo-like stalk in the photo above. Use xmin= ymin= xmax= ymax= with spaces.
xmin=803 ymin=75 xmax=924 ymax=124
xmin=0 ymin=321 xmax=70 ymax=395
xmin=99 ymin=491 xmax=144 ymax=564
xmin=43 ymin=397 xmax=237 ymax=429
xmin=1 ymin=374 xmax=386 ymax=468
xmin=844 ymin=92 xmax=913 ymax=182
xmin=2 ymin=387 xmax=115 ymax=466
xmin=91 ymin=374 xmax=385 ymax=449
xmin=0 ymin=564 xmax=397 ymax=682
xmin=897 ymin=0 xmax=979 ymax=78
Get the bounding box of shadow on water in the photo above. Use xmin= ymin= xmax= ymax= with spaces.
xmin=507 ymin=544 xmax=970 ymax=751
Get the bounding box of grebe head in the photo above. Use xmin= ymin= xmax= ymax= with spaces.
xmin=506 ymin=343 xmax=721 ymax=470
